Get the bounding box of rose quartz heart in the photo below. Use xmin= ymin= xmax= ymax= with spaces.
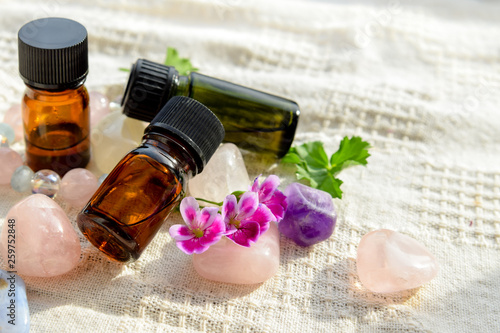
xmin=356 ymin=229 xmax=439 ymax=293
xmin=1 ymin=194 xmax=81 ymax=277
xmin=193 ymin=222 xmax=280 ymax=284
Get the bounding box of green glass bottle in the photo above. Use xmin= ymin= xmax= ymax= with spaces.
xmin=121 ymin=59 xmax=300 ymax=158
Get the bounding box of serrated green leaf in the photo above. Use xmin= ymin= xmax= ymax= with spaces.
xmin=329 ymin=136 xmax=370 ymax=175
xmin=281 ymin=136 xmax=370 ymax=199
xmin=164 ymin=47 xmax=199 ymax=75
xmin=294 ymin=141 xmax=329 ymax=169
xmin=318 ymin=174 xmax=343 ymax=199
xmin=281 ymin=151 xmax=303 ymax=164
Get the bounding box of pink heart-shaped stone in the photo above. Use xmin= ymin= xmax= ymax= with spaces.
xmin=1 ymin=194 xmax=81 ymax=277
xmin=193 ymin=222 xmax=280 ymax=284
xmin=356 ymin=229 xmax=439 ymax=293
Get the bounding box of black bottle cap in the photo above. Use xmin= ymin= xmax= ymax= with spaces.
xmin=122 ymin=59 xmax=178 ymax=122
xmin=145 ymin=96 xmax=225 ymax=173
xmin=18 ymin=17 xmax=88 ymax=90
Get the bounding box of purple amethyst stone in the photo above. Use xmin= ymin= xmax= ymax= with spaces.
xmin=279 ymin=183 xmax=337 ymax=246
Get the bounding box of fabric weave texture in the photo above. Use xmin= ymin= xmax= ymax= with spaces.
xmin=0 ymin=0 xmax=499 ymax=332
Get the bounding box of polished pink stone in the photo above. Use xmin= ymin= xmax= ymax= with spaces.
xmin=0 ymin=194 xmax=81 ymax=277
xmin=59 ymin=168 xmax=99 ymax=208
xmin=89 ymin=91 xmax=110 ymax=127
xmin=193 ymin=222 xmax=280 ymax=284
xmin=357 ymin=229 xmax=439 ymax=293
xmin=3 ymin=104 xmax=23 ymax=142
xmin=0 ymin=147 xmax=23 ymax=185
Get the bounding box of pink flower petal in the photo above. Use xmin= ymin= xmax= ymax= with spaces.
xmin=251 ymin=174 xmax=262 ymax=192
xmin=199 ymin=214 xmax=225 ymax=247
xmin=237 ymin=191 xmax=258 ymax=219
xmin=169 ymin=224 xmax=194 ymax=241
xmin=176 ymin=238 xmax=209 ymax=255
xmin=257 ymin=175 xmax=280 ymax=202
xmin=180 ymin=197 xmax=199 ymax=228
xmin=197 ymin=206 xmax=219 ymax=229
xmin=247 ymin=204 xmax=275 ymax=235
xmin=226 ymin=221 xmax=260 ymax=247
xmin=222 ymin=194 xmax=237 ymax=220
xmin=265 ymin=191 xmax=288 ymax=222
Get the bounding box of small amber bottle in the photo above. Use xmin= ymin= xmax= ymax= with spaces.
xmin=77 ymin=97 xmax=225 ymax=262
xmin=121 ymin=59 xmax=300 ymax=158
xmin=18 ymin=18 xmax=90 ymax=176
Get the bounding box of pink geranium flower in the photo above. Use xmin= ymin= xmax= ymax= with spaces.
xmin=251 ymin=175 xmax=288 ymax=222
xmin=169 ymin=197 xmax=225 ymax=254
xmin=222 ymin=191 xmax=275 ymax=247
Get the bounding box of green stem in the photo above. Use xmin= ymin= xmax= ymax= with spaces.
xmin=194 ymin=198 xmax=223 ymax=206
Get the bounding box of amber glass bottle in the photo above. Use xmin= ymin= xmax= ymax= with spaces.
xmin=121 ymin=59 xmax=300 ymax=158
xmin=77 ymin=97 xmax=225 ymax=262
xmin=18 ymin=18 xmax=90 ymax=176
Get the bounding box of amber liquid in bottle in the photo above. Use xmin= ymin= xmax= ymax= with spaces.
xmin=77 ymin=135 xmax=194 ymax=262
xmin=23 ymin=84 xmax=90 ymax=175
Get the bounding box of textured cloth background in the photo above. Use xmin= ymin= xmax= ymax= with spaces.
xmin=1 ymin=0 xmax=500 ymax=332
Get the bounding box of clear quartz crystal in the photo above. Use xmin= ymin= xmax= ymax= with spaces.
xmin=188 ymin=143 xmax=250 ymax=203
xmin=31 ymin=169 xmax=61 ymax=198
xmin=11 ymin=165 xmax=35 ymax=192
xmin=92 ymin=112 xmax=146 ymax=173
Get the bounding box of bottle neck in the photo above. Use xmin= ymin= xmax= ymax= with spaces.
xmin=141 ymin=132 xmax=199 ymax=176
xmin=174 ymin=73 xmax=191 ymax=97
xmin=25 ymin=78 xmax=87 ymax=94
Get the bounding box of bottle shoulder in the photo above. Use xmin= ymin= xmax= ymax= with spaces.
xmin=24 ymin=84 xmax=89 ymax=102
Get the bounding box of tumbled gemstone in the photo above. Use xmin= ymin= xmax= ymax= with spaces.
xmin=0 ymin=270 xmax=30 ymax=332
xmin=0 ymin=123 xmax=15 ymax=145
xmin=357 ymin=229 xmax=439 ymax=293
xmin=3 ymin=104 xmax=23 ymax=142
xmin=0 ymin=194 xmax=81 ymax=277
xmin=188 ymin=143 xmax=250 ymax=204
xmin=31 ymin=169 xmax=61 ymax=198
xmin=11 ymin=166 xmax=34 ymax=192
xmin=0 ymin=148 xmax=23 ymax=185
xmin=59 ymin=168 xmax=99 ymax=208
xmin=278 ymin=183 xmax=337 ymax=246
xmin=89 ymin=91 xmax=110 ymax=127
xmin=193 ymin=222 xmax=280 ymax=284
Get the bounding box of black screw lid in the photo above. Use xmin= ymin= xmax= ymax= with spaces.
xmin=18 ymin=17 xmax=88 ymax=90
xmin=145 ymin=96 xmax=225 ymax=174
xmin=122 ymin=59 xmax=178 ymax=122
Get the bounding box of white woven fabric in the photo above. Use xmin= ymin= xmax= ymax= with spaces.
xmin=0 ymin=0 xmax=499 ymax=332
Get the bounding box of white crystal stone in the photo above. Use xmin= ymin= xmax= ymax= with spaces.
xmin=91 ymin=112 xmax=147 ymax=173
xmin=188 ymin=143 xmax=250 ymax=203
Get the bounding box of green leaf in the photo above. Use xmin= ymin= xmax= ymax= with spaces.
xmin=281 ymin=151 xmax=302 ymax=165
xmin=318 ymin=174 xmax=343 ymax=199
xmin=164 ymin=47 xmax=199 ymax=75
xmin=119 ymin=67 xmax=131 ymax=72
xmin=281 ymin=136 xmax=370 ymax=199
xmin=293 ymin=141 xmax=329 ymax=169
xmin=329 ymin=136 xmax=370 ymax=175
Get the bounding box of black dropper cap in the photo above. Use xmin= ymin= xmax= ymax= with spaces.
xmin=145 ymin=96 xmax=224 ymax=174
xmin=18 ymin=17 xmax=88 ymax=90
xmin=122 ymin=59 xmax=178 ymax=122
